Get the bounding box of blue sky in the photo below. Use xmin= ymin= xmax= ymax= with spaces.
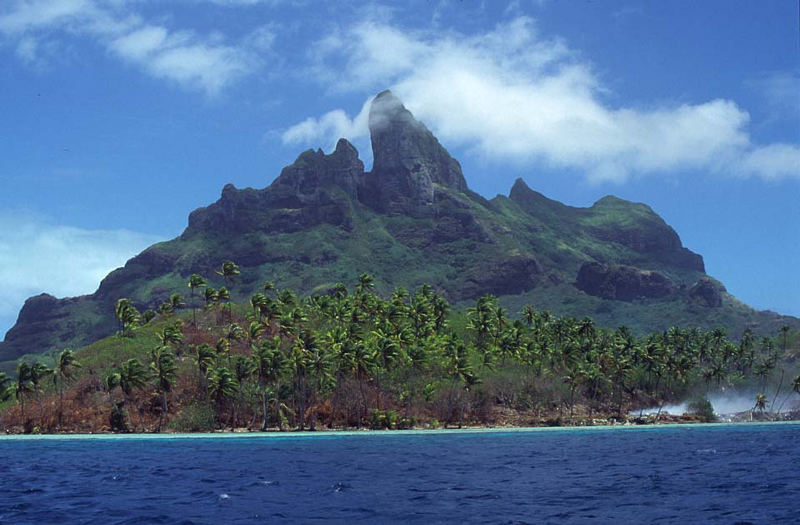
xmin=1 ymin=0 xmax=798 ymax=337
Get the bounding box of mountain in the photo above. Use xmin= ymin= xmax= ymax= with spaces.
xmin=1 ymin=90 xmax=796 ymax=363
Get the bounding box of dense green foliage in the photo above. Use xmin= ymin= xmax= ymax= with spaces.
xmin=2 ymin=267 xmax=798 ymax=433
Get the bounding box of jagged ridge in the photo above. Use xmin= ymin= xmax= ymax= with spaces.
xmin=2 ymin=90 xmax=797 ymax=364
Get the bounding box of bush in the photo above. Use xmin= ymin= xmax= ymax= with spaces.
xmin=687 ymin=397 xmax=717 ymax=423
xmin=369 ymin=409 xmax=400 ymax=430
xmin=168 ymin=403 xmax=217 ymax=432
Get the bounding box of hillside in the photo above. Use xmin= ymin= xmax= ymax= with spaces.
xmin=1 ymin=90 xmax=797 ymax=363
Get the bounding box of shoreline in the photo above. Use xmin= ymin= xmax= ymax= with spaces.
xmin=2 ymin=420 xmax=797 ymax=441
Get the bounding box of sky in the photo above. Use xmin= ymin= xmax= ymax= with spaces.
xmin=0 ymin=0 xmax=798 ymax=338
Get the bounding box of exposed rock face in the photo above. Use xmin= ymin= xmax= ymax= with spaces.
xmin=689 ymin=278 xmax=725 ymax=307
xmin=458 ymin=256 xmax=543 ymax=300
xmin=187 ymin=139 xmax=364 ymax=236
xmin=366 ymin=90 xmax=467 ymax=213
xmin=576 ymin=262 xmax=675 ymax=301
xmin=2 ymin=294 xmax=104 ymax=362
xmin=269 ymin=138 xmax=364 ymax=205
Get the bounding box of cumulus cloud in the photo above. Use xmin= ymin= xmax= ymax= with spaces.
xmin=0 ymin=0 xmax=269 ymax=95
xmin=285 ymin=17 xmax=800 ymax=182
xmin=282 ymin=99 xmax=372 ymax=151
xmin=0 ymin=212 xmax=163 ymax=337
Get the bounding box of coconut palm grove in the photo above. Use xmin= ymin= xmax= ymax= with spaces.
xmin=1 ymin=263 xmax=798 ymax=434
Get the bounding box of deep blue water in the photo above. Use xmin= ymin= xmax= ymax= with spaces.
xmin=1 ymin=423 xmax=798 ymax=524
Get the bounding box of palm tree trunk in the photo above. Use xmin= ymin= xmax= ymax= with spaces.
xmin=771 ymin=369 xmax=785 ymax=416
xmin=357 ymin=372 xmax=367 ymax=427
xmin=58 ymin=379 xmax=64 ymax=429
xmin=459 ymin=388 xmax=465 ymax=429
xmin=260 ymin=379 xmax=268 ymax=431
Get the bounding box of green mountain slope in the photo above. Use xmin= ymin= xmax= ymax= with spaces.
xmin=1 ymin=90 xmax=796 ymax=363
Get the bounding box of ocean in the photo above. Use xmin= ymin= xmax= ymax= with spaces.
xmin=1 ymin=423 xmax=797 ymax=524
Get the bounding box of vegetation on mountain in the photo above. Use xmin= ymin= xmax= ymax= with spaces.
xmin=1 ymin=91 xmax=797 ymax=369
xmin=1 ymin=270 xmax=797 ymax=434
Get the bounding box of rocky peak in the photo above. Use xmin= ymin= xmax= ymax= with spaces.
xmin=509 ymin=177 xmax=573 ymax=216
xmin=268 ymin=138 xmax=364 ymax=207
xmin=367 ymin=90 xmax=467 ymax=212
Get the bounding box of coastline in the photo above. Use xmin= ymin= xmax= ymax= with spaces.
xmin=2 ymin=420 xmax=797 ymax=441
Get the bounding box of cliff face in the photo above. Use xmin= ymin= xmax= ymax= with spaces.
xmin=2 ymin=91 xmax=796 ymax=363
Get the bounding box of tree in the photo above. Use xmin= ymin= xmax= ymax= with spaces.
xmin=187 ymin=274 xmax=207 ymax=325
xmin=115 ymin=298 xmax=140 ymax=336
xmin=217 ymin=287 xmax=232 ymax=322
xmin=753 ymin=393 xmax=768 ymax=414
xmin=53 ymin=349 xmax=81 ymax=428
xmin=29 ymin=361 xmax=53 ymax=426
xmin=0 ymin=372 xmax=11 ymax=402
xmin=169 ymin=293 xmax=186 ymax=312
xmin=110 ymin=358 xmax=149 ymax=431
xmin=14 ymin=362 xmax=33 ymax=425
xmin=777 ymin=374 xmax=800 ymax=414
xmin=150 ymin=346 xmax=177 ymax=431
xmin=204 ymin=286 xmax=218 ymax=309
xmin=216 ymin=260 xmax=241 ymax=284
xmin=443 ymin=335 xmax=475 ymax=428
xmin=208 ymin=366 xmax=239 ymax=427
xmin=156 ymin=322 xmax=183 ymax=350
xmin=251 ymin=337 xmax=284 ymax=430
xmin=193 ymin=343 xmax=217 ymax=393
xmin=356 ymin=273 xmax=374 ymax=294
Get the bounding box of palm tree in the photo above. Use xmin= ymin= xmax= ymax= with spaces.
xmin=251 ymin=337 xmax=284 ymax=430
xmin=156 ymin=322 xmax=183 ymax=351
xmin=443 ymin=336 xmax=475 ymax=428
xmin=52 ymin=349 xmax=81 ymax=428
xmin=306 ymin=345 xmax=335 ymax=430
xmin=110 ymin=358 xmax=149 ymax=431
xmin=370 ymin=328 xmax=401 ymax=410
xmin=217 ymin=286 xmax=232 ymax=322
xmin=14 ymin=362 xmax=33 ymax=425
xmin=216 ymin=260 xmax=241 ymax=284
xmin=193 ymin=343 xmax=217 ymax=393
xmin=150 ymin=346 xmax=177 ymax=431
xmin=29 ymin=361 xmax=53 ymax=427
xmin=141 ymin=309 xmax=157 ymax=325
xmin=776 ymin=374 xmax=800 ymax=414
xmin=169 ymin=293 xmax=186 ymax=313
xmin=753 ymin=393 xmax=768 ymax=415
xmin=187 ymin=274 xmax=207 ymax=325
xmin=0 ymin=371 xmax=11 ymax=428
xmin=204 ymin=286 xmax=218 ymax=310
xmin=115 ymin=298 xmax=140 ymax=336
xmin=522 ymin=305 xmax=536 ymax=327
xmin=208 ymin=366 xmax=239 ymax=428
xmin=0 ymin=372 xmax=10 ymax=402
xmin=356 ymin=273 xmax=374 ymax=294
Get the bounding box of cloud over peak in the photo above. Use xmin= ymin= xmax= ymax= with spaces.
xmin=285 ymin=17 xmax=800 ymax=183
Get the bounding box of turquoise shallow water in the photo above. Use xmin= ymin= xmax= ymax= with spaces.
xmin=1 ymin=423 xmax=798 ymax=523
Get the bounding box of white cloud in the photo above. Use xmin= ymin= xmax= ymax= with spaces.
xmin=0 ymin=212 xmax=163 ymax=337
xmin=738 ymin=144 xmax=800 ymax=180
xmin=287 ymin=17 xmax=800 ymax=182
xmin=283 ymin=99 xmax=372 ymax=150
xmin=0 ymin=0 xmax=266 ymax=95
xmin=109 ymin=24 xmax=254 ymax=94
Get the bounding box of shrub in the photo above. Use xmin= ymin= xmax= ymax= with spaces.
xmin=168 ymin=402 xmax=217 ymax=432
xmin=687 ymin=397 xmax=717 ymax=423
xmin=369 ymin=409 xmax=400 ymax=430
